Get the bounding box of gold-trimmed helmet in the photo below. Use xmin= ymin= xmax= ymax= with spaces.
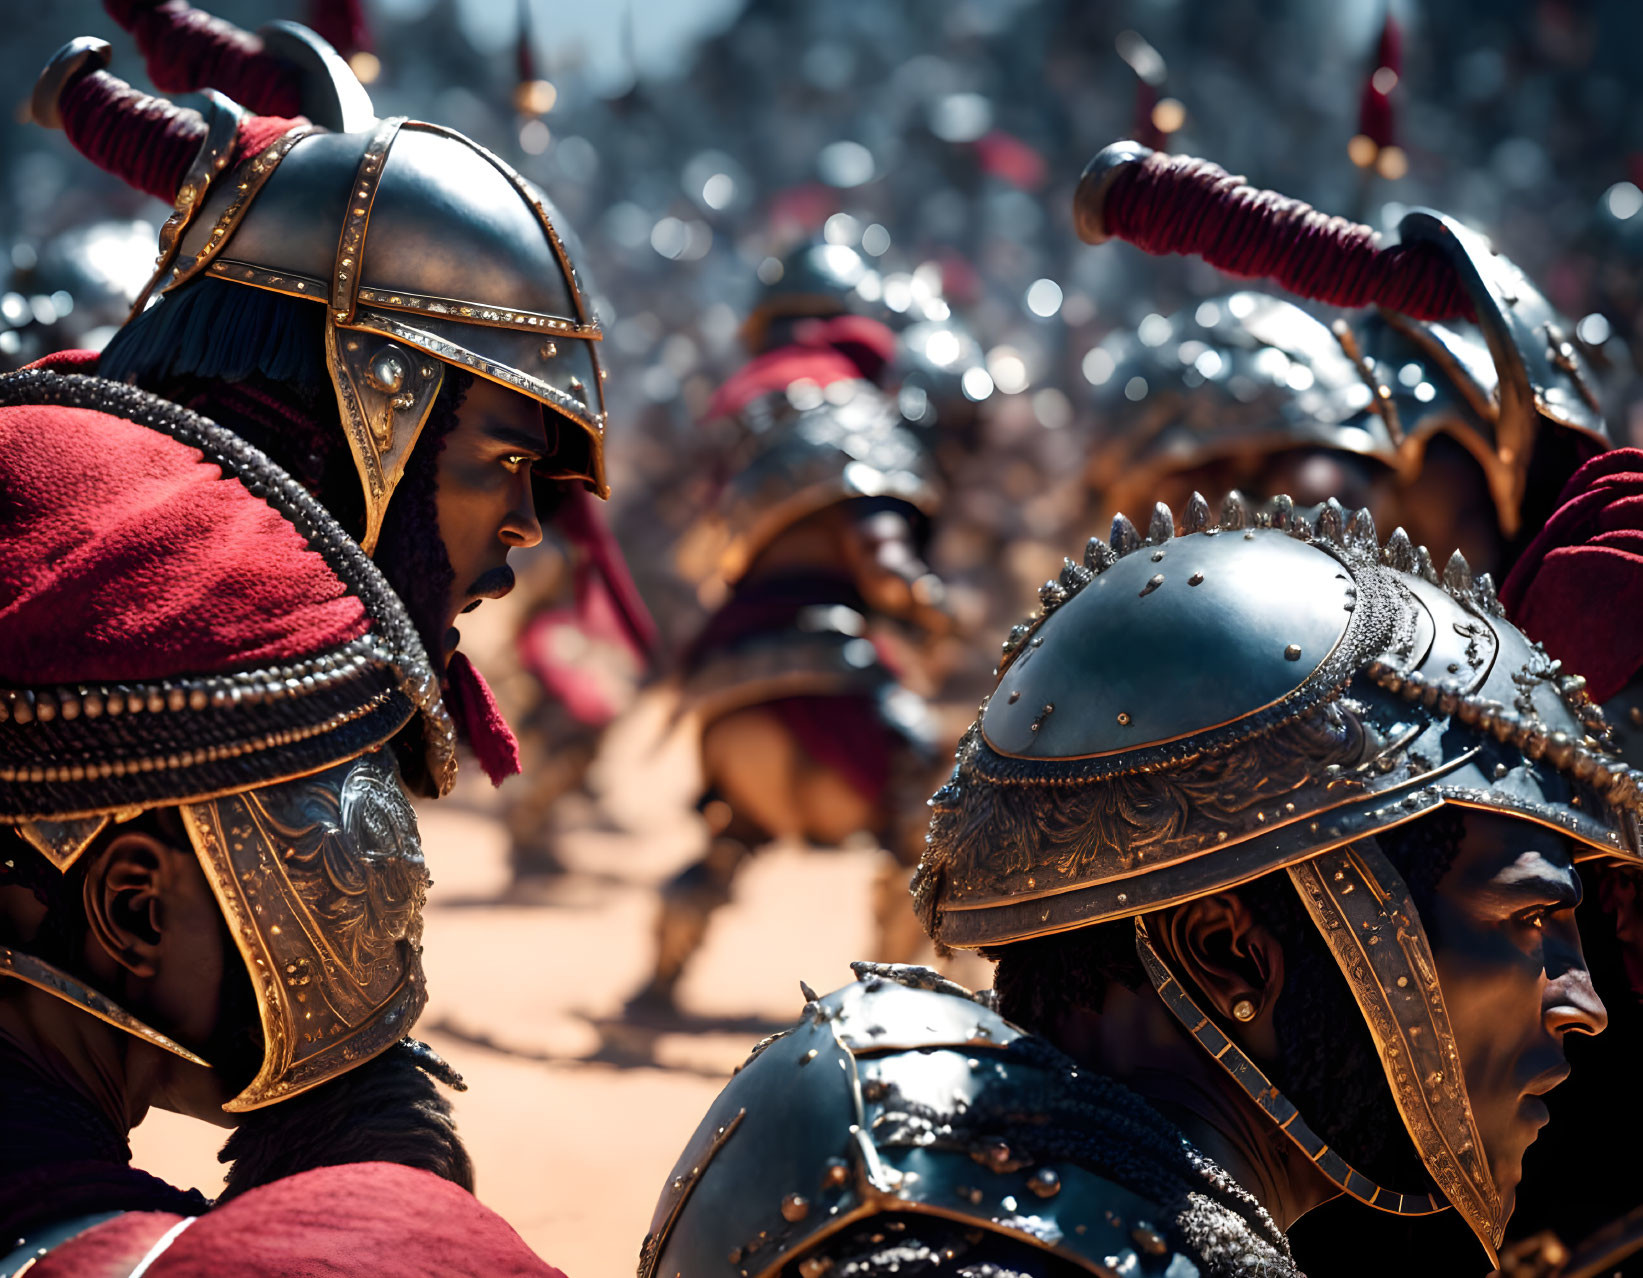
xmin=0 ymin=368 xmax=456 ymax=1110
xmin=687 ymin=377 xmax=940 ymax=586
xmin=914 ymin=491 xmax=1643 ymax=1262
xmin=33 ymin=26 xmax=607 ymax=556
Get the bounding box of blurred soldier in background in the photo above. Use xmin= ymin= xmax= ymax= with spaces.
xmin=629 ymin=238 xmax=951 ymax=1012
xmin=505 ymin=499 xmax=657 ymax=882
xmin=0 ymin=218 xmax=157 ymax=370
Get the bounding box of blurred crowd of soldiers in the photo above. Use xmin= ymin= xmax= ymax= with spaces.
xmin=5 ymin=1 xmax=1643 ymax=1275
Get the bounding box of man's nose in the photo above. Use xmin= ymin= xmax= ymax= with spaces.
xmin=502 ymin=476 xmax=544 ymax=550
xmin=1545 ymin=931 xmax=1608 ymax=1038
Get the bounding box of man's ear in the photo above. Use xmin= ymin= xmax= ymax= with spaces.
xmin=82 ymin=833 xmax=179 ymax=979
xmin=1159 ymin=891 xmax=1287 ymax=1050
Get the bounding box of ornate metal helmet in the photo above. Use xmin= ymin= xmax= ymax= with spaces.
xmin=33 ymin=20 xmax=607 ymax=555
xmin=890 ymin=313 xmax=989 ymax=447
xmin=1075 ymin=142 xmax=1610 ymax=539
xmin=741 ymin=240 xmax=879 ymax=354
xmin=712 ymin=378 xmax=940 ymax=583
xmin=1081 ymin=290 xmax=1403 ymax=515
xmin=913 ymin=490 xmax=1643 ymax=1260
xmin=0 ymin=368 xmax=455 ymax=1111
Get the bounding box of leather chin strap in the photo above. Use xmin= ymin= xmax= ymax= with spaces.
xmin=1133 ymin=923 xmax=1446 ymax=1221
xmin=1135 ymin=842 xmax=1506 ymax=1267
xmin=1287 ymin=841 xmax=1505 ymax=1259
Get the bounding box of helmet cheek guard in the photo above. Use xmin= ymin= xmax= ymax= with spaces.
xmin=0 ymin=371 xmax=457 ymax=1109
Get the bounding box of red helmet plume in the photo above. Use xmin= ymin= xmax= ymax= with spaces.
xmin=31 ymin=37 xmax=299 ymax=204
xmin=1074 ymin=141 xmax=1473 ymax=322
xmin=103 ymin=0 xmax=304 ymax=117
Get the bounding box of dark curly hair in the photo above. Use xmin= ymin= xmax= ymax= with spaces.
xmin=217 ymin=1038 xmax=473 ymax=1201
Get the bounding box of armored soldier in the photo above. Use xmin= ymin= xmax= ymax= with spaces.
xmin=1074 ymin=142 xmax=1611 ymax=579
xmin=1478 ymin=447 xmax=1643 ymax=1276
xmin=30 ymin=4 xmax=617 ymax=789
xmin=629 ymin=241 xmax=949 ymax=1010
xmin=0 ymin=375 xmax=560 ymax=1274
xmin=640 ymin=484 xmax=1640 ymax=1276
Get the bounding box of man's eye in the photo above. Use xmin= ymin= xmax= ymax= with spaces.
xmin=1516 ymin=909 xmax=1547 ymax=931
xmin=503 ymin=454 xmax=532 ymax=472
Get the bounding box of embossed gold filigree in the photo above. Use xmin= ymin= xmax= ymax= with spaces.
xmin=181 ymin=747 xmax=428 ymax=1111
xmin=1288 ymin=842 xmax=1504 ymax=1258
xmin=917 ymin=699 xmax=1375 ymax=932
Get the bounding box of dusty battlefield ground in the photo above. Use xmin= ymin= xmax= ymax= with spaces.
xmin=131 ymin=674 xmax=986 ymax=1277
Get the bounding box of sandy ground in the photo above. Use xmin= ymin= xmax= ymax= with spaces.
xmin=129 ymin=686 xmax=986 ymax=1278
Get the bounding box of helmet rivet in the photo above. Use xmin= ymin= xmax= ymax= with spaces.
xmin=367 ymin=350 xmax=406 ymax=394
xmin=1116 ymin=711 xmax=1131 ymax=726
xmin=539 ymin=340 xmax=558 ymax=359
xmin=1284 ymin=644 xmax=1303 ymax=661
xmin=1231 ymin=998 xmax=1257 ymax=1022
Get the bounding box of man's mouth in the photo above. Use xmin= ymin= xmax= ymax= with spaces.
xmin=1521 ymin=1063 xmax=1571 ymax=1098
xmin=452 ymin=565 xmax=517 ymax=624
xmin=466 ymin=565 xmax=517 ymax=602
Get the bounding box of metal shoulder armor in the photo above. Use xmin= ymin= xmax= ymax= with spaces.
xmin=638 ymin=964 xmax=1196 ymax=1278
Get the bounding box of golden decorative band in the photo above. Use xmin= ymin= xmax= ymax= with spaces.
xmin=138 ymin=91 xmax=250 ymax=318
xmin=0 ymin=689 xmax=395 ymax=788
xmin=206 ymin=259 xmax=601 ymax=340
xmin=351 ymin=310 xmax=608 ymax=447
xmin=331 ymin=116 xmax=404 ymax=324
xmin=353 ymin=285 xmax=601 ymax=338
xmin=0 ymin=946 xmax=210 ymax=1066
xmin=1288 ymin=843 xmax=1505 ymax=1257
xmin=0 ymin=634 xmax=389 ymax=727
xmin=161 ymin=125 xmax=319 ymax=297
xmin=1134 ymin=921 xmax=1446 ymax=1219
xmin=1364 ymin=658 xmax=1639 ymax=814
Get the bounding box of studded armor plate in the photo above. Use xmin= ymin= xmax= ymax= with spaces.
xmin=638 ymin=965 xmax=1216 ymax=1278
